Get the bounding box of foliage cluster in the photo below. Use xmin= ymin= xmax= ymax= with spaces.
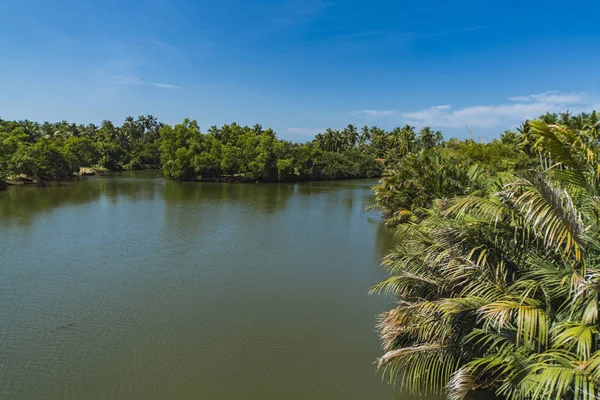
xmin=0 ymin=116 xmax=162 ymax=181
xmin=0 ymin=117 xmax=450 ymax=183
xmin=158 ymin=120 xmax=384 ymax=181
xmin=371 ymin=111 xmax=600 ymax=400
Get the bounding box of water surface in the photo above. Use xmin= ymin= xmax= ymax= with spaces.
xmin=0 ymin=171 xmax=413 ymax=399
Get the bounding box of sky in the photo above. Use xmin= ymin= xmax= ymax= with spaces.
xmin=1 ymin=0 xmax=599 ymax=141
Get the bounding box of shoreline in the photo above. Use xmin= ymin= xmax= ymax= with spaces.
xmin=0 ymin=170 xmax=381 ymax=189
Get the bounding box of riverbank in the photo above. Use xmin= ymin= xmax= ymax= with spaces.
xmin=78 ymin=166 xmax=112 ymax=176
xmin=0 ymin=166 xmax=382 ymax=187
xmin=0 ymin=167 xmax=120 ymax=187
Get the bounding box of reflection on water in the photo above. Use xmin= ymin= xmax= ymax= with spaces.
xmin=370 ymin=218 xmax=397 ymax=260
xmin=0 ymin=172 xmax=436 ymax=400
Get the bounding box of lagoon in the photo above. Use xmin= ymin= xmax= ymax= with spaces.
xmin=0 ymin=171 xmax=423 ymax=399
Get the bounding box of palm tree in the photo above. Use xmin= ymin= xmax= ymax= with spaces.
xmin=418 ymin=126 xmax=437 ymax=150
xmin=323 ymin=128 xmax=338 ymax=152
xmin=360 ymin=125 xmax=371 ymax=145
xmin=398 ymin=125 xmax=416 ymax=155
xmin=373 ymin=120 xmax=600 ymax=399
xmin=344 ymin=124 xmax=359 ymax=149
xmin=207 ymin=125 xmax=221 ymax=140
xmin=584 ymin=111 xmax=600 ymax=139
xmin=123 ymin=116 xmax=142 ymax=141
xmin=570 ymin=113 xmax=585 ymax=130
xmin=559 ymin=111 xmax=571 ymax=126
xmin=382 ymin=125 xmax=413 ymax=159
xmin=435 ymin=130 xmax=443 ymax=145
xmin=371 ymin=150 xmax=485 ymax=225
xmin=314 ymin=133 xmax=325 ymax=150
xmin=388 ymin=127 xmax=402 ymax=149
xmin=19 ymin=119 xmax=41 ymax=140
xmin=137 ymin=115 xmax=159 ymax=136
xmin=540 ymin=112 xmax=558 ymax=124
xmin=517 ymin=120 xmax=534 ymax=156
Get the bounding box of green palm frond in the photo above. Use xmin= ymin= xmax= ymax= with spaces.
xmin=373 ymin=119 xmax=600 ymax=399
xmin=506 ymin=174 xmax=584 ymax=260
xmin=369 ymin=272 xmax=440 ymax=297
xmin=553 ymin=323 xmax=598 ymax=361
xmin=527 ymin=121 xmax=588 ymax=186
xmin=478 ymin=299 xmax=550 ymax=349
xmin=508 ymin=350 xmax=598 ymax=400
xmin=446 ymin=195 xmax=511 ymax=223
xmin=377 ymin=343 xmax=460 ymax=396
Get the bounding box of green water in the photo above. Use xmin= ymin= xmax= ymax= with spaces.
xmin=0 ymin=171 xmax=422 ymax=400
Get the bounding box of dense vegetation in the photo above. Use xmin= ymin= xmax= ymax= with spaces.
xmin=0 ymin=116 xmax=449 ymax=184
xmin=158 ymin=120 xmax=383 ymax=181
xmin=370 ymin=111 xmax=600 ymax=399
xmin=0 ymin=116 xmax=163 ymax=182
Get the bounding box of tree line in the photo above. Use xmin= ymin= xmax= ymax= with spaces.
xmin=1 ymin=115 xmax=445 ymax=183
xmin=0 ymin=116 xmax=163 ymax=182
xmin=370 ymin=111 xmax=600 ymax=400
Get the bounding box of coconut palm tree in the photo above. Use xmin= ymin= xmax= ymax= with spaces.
xmin=314 ymin=133 xmax=325 ymax=150
xmin=559 ymin=111 xmax=571 ymax=126
xmin=373 ymin=120 xmax=600 ymax=400
xmin=540 ymin=112 xmax=558 ymax=124
xmin=418 ymin=126 xmax=437 ymax=150
xmin=207 ymin=125 xmax=221 ymax=140
xmin=253 ymin=123 xmax=263 ymax=135
xmin=399 ymin=125 xmax=416 ymax=155
xmin=583 ymin=111 xmax=600 ymax=140
xmin=388 ymin=127 xmax=402 ymax=149
xmin=360 ymin=125 xmax=371 ymax=145
xmin=323 ymin=128 xmax=339 ymax=152
xmin=344 ymin=124 xmax=359 ymax=149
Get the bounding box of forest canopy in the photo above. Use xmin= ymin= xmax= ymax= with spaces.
xmin=1 ymin=116 xmax=447 ymax=183
xmin=0 ymin=112 xmax=591 ymax=188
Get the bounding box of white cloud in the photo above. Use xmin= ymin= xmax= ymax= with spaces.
xmin=402 ymin=91 xmax=589 ymax=129
xmin=109 ymin=76 xmax=179 ymax=89
xmin=352 ymin=109 xmax=395 ymax=119
xmin=288 ymin=127 xmax=324 ymax=136
xmin=151 ymin=82 xmax=179 ymax=89
xmin=508 ymin=91 xmax=583 ymax=104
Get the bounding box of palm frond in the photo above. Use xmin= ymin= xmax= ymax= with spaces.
xmin=505 ymin=174 xmax=584 ymax=260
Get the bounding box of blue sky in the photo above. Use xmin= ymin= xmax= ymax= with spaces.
xmin=1 ymin=0 xmax=599 ymax=141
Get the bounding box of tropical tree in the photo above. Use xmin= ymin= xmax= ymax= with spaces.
xmin=417 ymin=126 xmax=441 ymax=150
xmin=583 ymin=111 xmax=600 ymax=139
xmin=398 ymin=125 xmax=416 ymax=155
xmin=373 ymin=120 xmax=600 ymax=400
xmin=369 ymin=126 xmax=388 ymax=158
xmin=323 ymin=128 xmax=339 ymax=152
xmin=314 ymin=133 xmax=325 ymax=150
xmin=371 ymin=149 xmax=487 ymax=225
xmin=253 ymin=123 xmax=263 ymax=135
xmin=344 ymin=124 xmax=359 ymax=149
xmin=207 ymin=125 xmax=221 ymax=139
xmin=360 ymin=125 xmax=371 ymax=146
